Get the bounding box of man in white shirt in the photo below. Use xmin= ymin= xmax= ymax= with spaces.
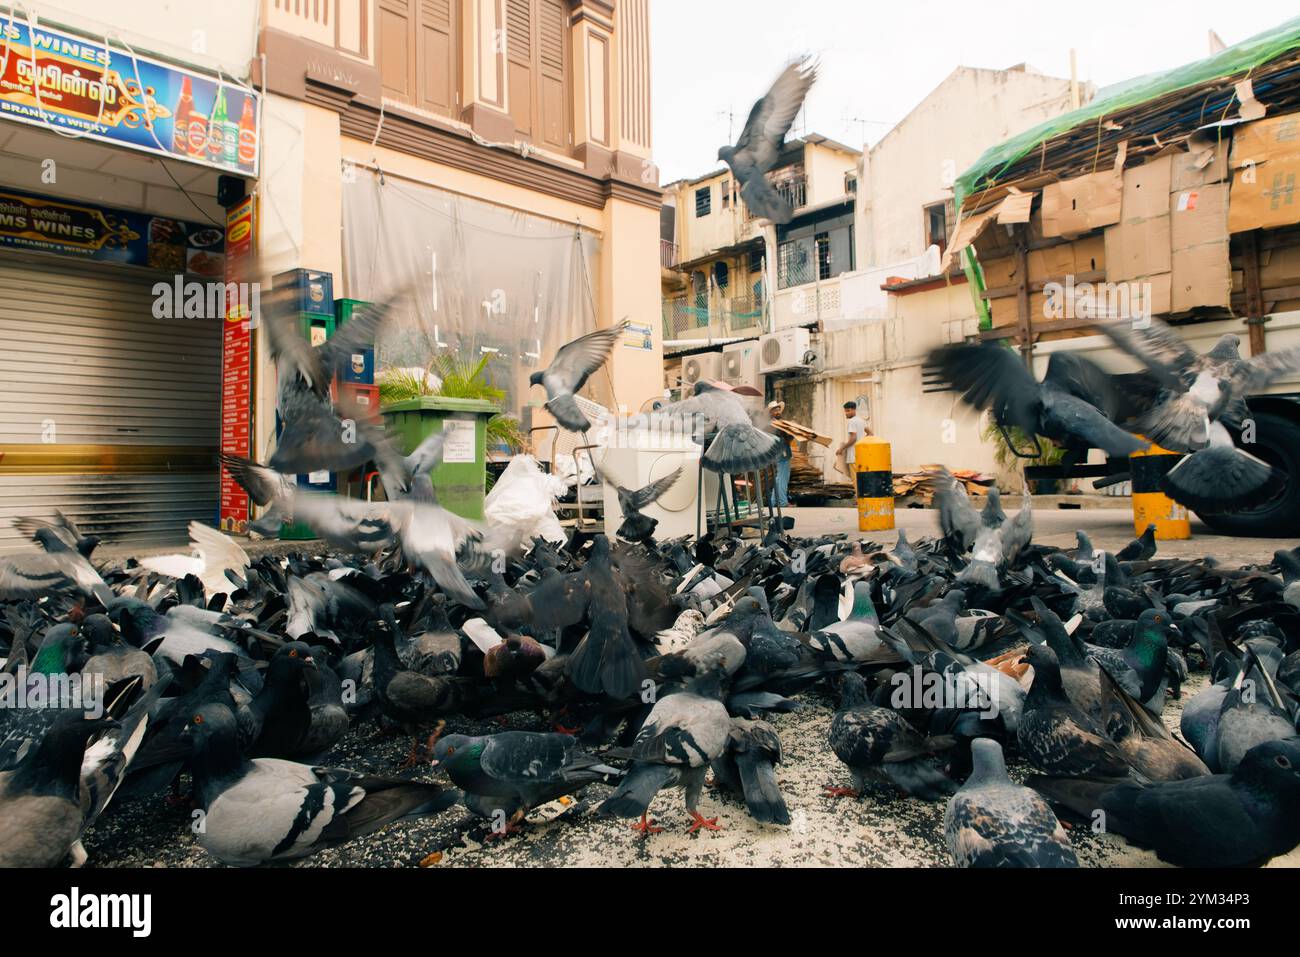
xmin=836 ymin=401 xmax=869 ymax=479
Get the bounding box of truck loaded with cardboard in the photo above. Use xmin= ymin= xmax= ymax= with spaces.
xmin=944 ymin=20 xmax=1300 ymax=536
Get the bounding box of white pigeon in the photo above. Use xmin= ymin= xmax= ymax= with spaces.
xmin=140 ymin=522 xmax=250 ymax=598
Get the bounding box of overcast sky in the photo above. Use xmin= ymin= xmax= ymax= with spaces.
xmin=650 ymin=1 xmax=1299 ymax=184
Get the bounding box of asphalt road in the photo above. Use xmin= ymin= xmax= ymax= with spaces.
xmin=781 ymin=504 xmax=1297 ymax=566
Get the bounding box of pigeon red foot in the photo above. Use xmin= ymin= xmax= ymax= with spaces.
xmin=631 ymin=812 xmax=664 ymax=836
xmin=823 ymin=785 xmax=860 ymax=799
xmin=687 ymin=811 xmax=722 ymax=833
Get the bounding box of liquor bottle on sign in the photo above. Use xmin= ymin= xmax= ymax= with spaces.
xmin=172 ymin=76 xmax=193 ymax=153
xmin=188 ymin=107 xmax=209 ymax=159
xmin=237 ymin=96 xmax=256 ymax=173
xmin=223 ymin=95 xmax=240 ymax=167
xmin=209 ymin=87 xmax=228 ymax=162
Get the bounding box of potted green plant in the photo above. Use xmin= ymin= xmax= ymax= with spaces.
xmin=981 ymin=419 xmax=1068 ymax=494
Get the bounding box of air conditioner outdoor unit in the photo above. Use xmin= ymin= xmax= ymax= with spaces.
xmin=759 ymin=328 xmax=812 ymax=374
xmin=721 ymin=341 xmax=760 ymax=388
xmin=681 ymin=351 xmax=725 ymax=388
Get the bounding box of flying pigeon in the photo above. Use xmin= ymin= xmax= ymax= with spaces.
xmin=717 ymin=60 xmax=818 ymax=224
xmin=529 ymin=320 xmax=629 ymax=433
xmin=653 ymin=382 xmax=782 ymax=473
xmin=926 ymin=343 xmax=1149 ymax=458
xmin=595 ymin=462 xmax=684 ymax=543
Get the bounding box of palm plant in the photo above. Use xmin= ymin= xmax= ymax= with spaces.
xmin=378 ymin=353 xmax=526 ymax=453
xmin=981 ymin=418 xmax=1067 ymax=471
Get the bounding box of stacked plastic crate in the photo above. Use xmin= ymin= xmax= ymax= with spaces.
xmin=334 ymin=297 xmax=378 ymax=500
xmin=273 ymin=269 xmax=336 ymax=540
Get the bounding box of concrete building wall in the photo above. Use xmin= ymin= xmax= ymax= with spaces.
xmin=251 ymin=0 xmax=663 ymax=478
xmin=797 ymin=280 xmax=1002 ymax=482
xmin=860 ymin=66 xmax=1080 ymax=268
xmin=802 ymin=140 xmax=857 ymax=209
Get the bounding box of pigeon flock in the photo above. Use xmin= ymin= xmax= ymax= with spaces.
xmin=2 ymin=62 xmax=1299 ymax=871
xmin=4 ymin=433 xmax=1300 ymax=867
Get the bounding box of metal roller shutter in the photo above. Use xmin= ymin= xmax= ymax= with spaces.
xmin=0 ymin=251 xmax=220 ymax=553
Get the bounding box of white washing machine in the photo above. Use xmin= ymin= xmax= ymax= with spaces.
xmin=595 ymin=445 xmax=720 ymax=540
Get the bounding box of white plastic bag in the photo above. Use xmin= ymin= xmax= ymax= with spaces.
xmin=483 ymin=454 xmax=568 ymax=548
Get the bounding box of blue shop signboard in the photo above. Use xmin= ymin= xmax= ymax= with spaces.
xmin=0 ymin=187 xmax=225 ymax=276
xmin=0 ymin=16 xmax=259 ymax=175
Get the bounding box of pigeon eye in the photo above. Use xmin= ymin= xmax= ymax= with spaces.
xmin=1276 ymin=755 xmax=1292 ymax=770
xmin=446 ymin=746 xmax=456 ymax=755
xmin=289 ymin=649 xmax=299 ymax=658
xmin=193 ymin=714 xmax=204 ymax=725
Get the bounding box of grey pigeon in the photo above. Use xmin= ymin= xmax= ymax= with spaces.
xmin=0 ymin=714 xmax=121 ymax=867
xmin=1031 ymin=738 xmax=1300 ymax=867
xmin=944 ymin=738 xmax=1077 ymax=868
xmin=184 ymin=703 xmax=461 ymax=866
xmin=653 ymin=382 xmax=782 ymax=473
xmin=431 ymin=731 xmax=620 ymax=835
xmin=1101 ymin=319 xmax=1300 ymax=451
xmin=709 ymin=716 xmax=791 ymax=825
xmin=1099 ymin=319 xmax=1294 ymax=511
xmin=827 ymin=672 xmax=957 ymax=800
xmin=218 ymin=453 xmax=296 ymax=538
xmin=1215 ymin=656 xmax=1297 ymax=774
xmin=12 ymin=510 xmax=101 ymax=559
xmin=265 ymin=290 xmax=410 ymax=485
xmin=596 ymin=463 xmax=684 ymax=543
xmin=717 ymin=60 xmax=818 ymax=224
xmin=599 ymin=667 xmax=732 ymax=833
xmin=529 ymin=320 xmax=628 ymax=433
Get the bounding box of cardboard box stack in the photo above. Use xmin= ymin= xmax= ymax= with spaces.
xmin=1229 ymin=113 xmax=1300 ymax=233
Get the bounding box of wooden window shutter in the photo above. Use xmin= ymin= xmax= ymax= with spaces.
xmin=537 ymin=0 xmax=569 ymax=150
xmin=506 ymin=0 xmax=534 ymax=137
xmin=418 ymin=0 xmax=456 ymax=116
xmin=378 ymin=0 xmax=413 ymax=100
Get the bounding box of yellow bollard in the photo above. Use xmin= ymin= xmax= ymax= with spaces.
xmin=1130 ymin=440 xmax=1191 ymax=540
xmin=855 ymin=437 xmax=894 ymax=532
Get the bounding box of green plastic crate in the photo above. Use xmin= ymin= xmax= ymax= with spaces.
xmin=335 ymin=298 xmax=371 ymax=325
xmin=382 ymin=397 xmax=499 ymax=520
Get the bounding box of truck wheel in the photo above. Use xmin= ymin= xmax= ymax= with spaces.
xmin=1197 ymin=409 xmax=1300 ymax=537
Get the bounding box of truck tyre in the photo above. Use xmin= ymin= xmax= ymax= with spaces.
xmin=1197 ymin=409 xmax=1300 ymax=537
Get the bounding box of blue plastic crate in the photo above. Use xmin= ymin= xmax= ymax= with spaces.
xmin=297 ymin=470 xmax=337 ymax=492
xmin=273 ymin=268 xmax=334 ymax=317
xmin=339 ymin=346 xmax=375 ymax=384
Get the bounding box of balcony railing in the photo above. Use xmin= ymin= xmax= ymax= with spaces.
xmin=662 ymin=292 xmax=766 ymax=346
xmin=773 ymin=275 xmax=843 ymax=329
xmin=746 ymin=176 xmax=807 ymax=221
xmin=660 ymin=239 xmax=679 ymax=269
